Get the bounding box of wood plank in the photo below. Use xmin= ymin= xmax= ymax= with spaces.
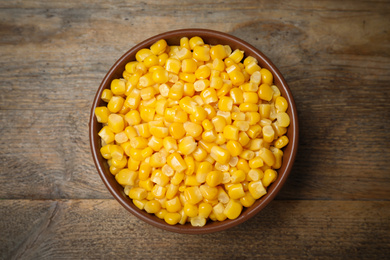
xmin=1 ymin=199 xmax=389 ymax=259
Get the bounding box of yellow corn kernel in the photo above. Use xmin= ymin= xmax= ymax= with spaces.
xmin=138 ymin=162 xmax=151 ymax=181
xmin=192 ymin=146 xmax=208 ymax=162
xmin=98 ymin=126 xmax=115 ymax=144
xmin=179 ymin=72 xmax=196 ymax=83
xmin=150 ymin=126 xmax=168 ymax=139
xmin=230 ymin=170 xmax=246 ymax=184
xmin=228 ymin=70 xmax=245 ymax=86
xmin=183 ymin=202 xmax=198 ymax=218
xmin=258 ymin=147 xmax=275 ymax=167
xmin=144 ymin=200 xmax=162 ymax=214
xmin=217 ymin=83 xmax=232 ymax=97
xmin=239 ymin=103 xmax=258 ymax=112
xmin=151 ymin=185 xmax=167 ymax=199
xmin=185 ymin=175 xmax=201 ymax=186
xmin=223 ymin=199 xmax=243 ymax=220
xmin=210 ymin=146 xmax=231 ymax=165
xmin=239 ymin=150 xmax=255 ymax=161
xmin=155 ymin=208 xmax=168 ymax=219
xmin=127 ymin=157 xmax=140 ymax=171
xmin=275 ymin=96 xmax=288 ymax=113
xmin=191 ymin=216 xmax=207 ymax=227
xmin=240 ymin=192 xmax=256 ymax=207
xmin=191 ymin=107 xmax=206 ymax=122
xmin=212 ymin=58 xmax=226 ymax=72
xmin=193 ymin=79 xmax=210 ymax=92
xmin=138 ymin=179 xmax=153 ymax=192
xmin=139 ymin=106 xmax=155 ymax=122
xmin=243 ymin=91 xmax=259 ymax=104
xmin=274 ymin=136 xmax=289 ymax=149
xmin=246 ymin=112 xmax=260 ymax=126
xmin=237 ymin=133 xmax=249 ymax=148
xmin=143 ymin=54 xmax=159 ymax=68
xmin=229 ymin=49 xmax=244 ymax=63
xmin=204 ymin=170 xmax=223 ymax=188
xmin=129 ymin=187 xmax=148 ymax=200
xmin=258 ymin=83 xmax=273 ymax=101
xmin=148 ymin=136 xmax=163 ymax=152
xmin=200 ymin=88 xmax=218 ymax=105
xmin=158 ymin=52 xmax=169 ymax=66
xmin=167 ymin=152 xmax=187 ymax=173
xmin=247 ymin=169 xmax=264 ymax=182
xmin=230 ymin=88 xmax=244 ymax=105
xmin=233 ymin=121 xmax=250 ymax=132
xmin=202 ymin=104 xmax=215 ymax=120
xmin=193 ymin=45 xmax=210 ymax=61
xmin=169 ymin=171 xmax=184 ymax=186
xmin=272 ymin=122 xmax=287 ymax=137
xmin=249 ymin=155 xmax=264 ymax=168
xmin=211 ymin=116 xmax=226 ymax=133
xmin=107 ymin=96 xmax=124 ymax=113
xmin=169 ymin=82 xmax=184 ymax=101
xmin=109 ymin=79 xmax=125 ymax=96
xmin=201 ymin=119 xmax=214 ymax=131
xmin=178 ymin=136 xmax=197 ymax=155
xmin=165 ymin=196 xmax=182 ymax=213
xmin=231 ymin=112 xmax=245 ymax=121
xmin=212 ymin=203 xmax=227 ymax=222
xmin=180 ymin=58 xmax=197 ymax=73
xmin=184 ymin=186 xmax=203 ymax=205
xmin=163 ymin=183 xmax=178 ymax=200
xmin=247 ymin=125 xmax=262 ymax=139
xmin=100 ymin=144 xmax=113 ymax=159
xmin=95 ymin=107 xmax=110 ymax=124
xmin=129 ymin=136 xmax=147 ymax=149
xmin=183 ymin=122 xmax=203 ymax=138
xmin=165 ymin=58 xmax=181 ymax=74
xmin=115 ymin=169 xmax=137 ymax=186
xmin=176 ymin=47 xmax=192 ymax=60
xmin=128 ymin=148 xmax=143 ymax=161
xmin=276 ymin=112 xmax=291 ymax=127
xmin=248 ymin=180 xmax=267 ymax=199
xmin=167 ymin=122 xmax=185 ymax=140
xmin=150 ymin=39 xmax=167 ymax=55
xmin=115 ymin=131 xmax=128 ymax=144
xmin=263 ymin=169 xmax=278 ymax=188
xmin=226 ymin=140 xmax=243 ymax=157
xmin=188 ymin=36 xmax=204 ymax=50
xmin=136 ymin=48 xmax=153 ymax=62
xmin=178 ymin=96 xmax=196 ymax=114
xmin=216 ymin=96 xmax=233 ymax=112
xmin=271 ymin=147 xmax=283 ymax=169
xmin=195 ymin=64 xmax=211 ymax=79
xmin=101 ymin=89 xmax=113 ymax=103
xmin=184 ymin=156 xmax=195 ymax=175
xmin=197 ymin=202 xmax=212 ymax=219
xmin=245 ymin=61 xmax=261 ymax=75
xmin=164 ymin=212 xmax=181 ymax=225
xmin=199 ymin=184 xmax=219 ymax=200
xmin=124 ymin=110 xmax=140 ymax=126
xmin=208 ymin=75 xmax=223 ymax=90
xmin=260 ymin=68 xmax=273 ymax=85
xmin=210 ymin=44 xmax=227 ymax=60
xmin=124 ymin=89 xmax=141 ymax=110
xmin=263 ymin=125 xmax=275 ymax=143
xmin=237 ymin=158 xmax=250 ymax=174
xmin=151 ymin=68 xmax=168 ymax=84
xmin=162 ymin=136 xmax=177 ymax=153
xmin=227 ymin=183 xmax=245 ymax=199
xmin=223 ymin=125 xmax=239 ymax=141
xmin=133 ymin=199 xmax=147 ymax=210
xmin=201 ymin=129 xmax=216 ymax=143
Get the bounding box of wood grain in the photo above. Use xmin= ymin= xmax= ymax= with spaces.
xmin=0 ymin=0 xmax=389 ymax=258
xmin=1 ymin=200 xmax=389 ymax=260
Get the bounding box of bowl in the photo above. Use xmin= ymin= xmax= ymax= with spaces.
xmin=89 ymin=28 xmax=298 ymax=234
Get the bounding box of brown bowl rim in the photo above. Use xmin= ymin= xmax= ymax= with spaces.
xmin=89 ymin=28 xmax=299 ymax=234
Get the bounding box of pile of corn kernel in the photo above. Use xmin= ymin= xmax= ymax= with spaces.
xmin=95 ymin=36 xmax=290 ymax=227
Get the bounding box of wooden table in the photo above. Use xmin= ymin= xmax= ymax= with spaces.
xmin=1 ymin=1 xmax=389 ymax=259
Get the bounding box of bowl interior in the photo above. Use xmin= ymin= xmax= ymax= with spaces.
xmin=89 ymin=29 xmax=298 ymax=234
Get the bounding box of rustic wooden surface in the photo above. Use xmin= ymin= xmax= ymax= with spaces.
xmin=0 ymin=0 xmax=389 ymax=259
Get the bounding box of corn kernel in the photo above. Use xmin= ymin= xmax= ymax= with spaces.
xmin=260 ymin=68 xmax=273 ymax=85
xmin=184 ymin=186 xmax=203 ymax=205
xmin=258 ymin=83 xmax=273 ymax=101
xmin=263 ymin=125 xmax=275 ymax=143
xmin=223 ymin=125 xmax=239 ymax=141
xmin=165 ymin=58 xmax=181 ymax=74
xmin=164 ymin=212 xmax=181 ymax=225
xmin=107 ymin=96 xmax=125 ymax=113
xmin=98 ymin=126 xmax=115 ymax=144
xmin=228 ymin=183 xmax=245 ymax=199
xmin=205 ymin=171 xmax=224 ymax=187
xmin=210 ymin=146 xmax=231 ymax=165
xmin=183 ymin=121 xmax=203 ymax=138
xmin=276 ymin=112 xmax=291 ymax=127
xmin=129 ymin=187 xmax=148 ymax=200
xmin=193 ymin=45 xmax=210 ymax=61
xmin=223 ymin=199 xmax=243 ymax=220
xmin=230 ymin=87 xmax=244 ymax=105
xmin=213 ymin=203 xmax=227 ymax=222
xmin=248 ymin=181 xmax=267 ymax=199
xmin=225 ymin=140 xmax=243 ymax=157
xmin=259 ymin=147 xmax=275 ymax=167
